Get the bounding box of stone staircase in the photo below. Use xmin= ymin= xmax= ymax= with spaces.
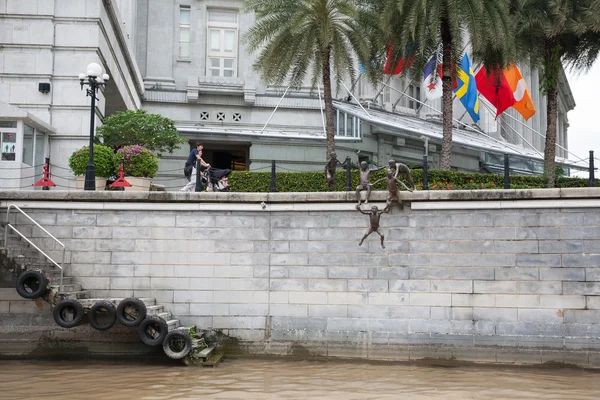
xmin=1 ymin=221 xmax=220 ymax=366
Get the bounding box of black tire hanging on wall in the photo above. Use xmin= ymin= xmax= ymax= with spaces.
xmin=162 ymin=330 xmax=192 ymax=360
xmin=16 ymin=270 xmax=48 ymax=300
xmin=53 ymin=298 xmax=85 ymax=328
xmin=116 ymin=297 xmax=147 ymax=327
xmin=138 ymin=316 xmax=169 ymax=346
xmin=88 ymin=300 xmax=117 ymax=331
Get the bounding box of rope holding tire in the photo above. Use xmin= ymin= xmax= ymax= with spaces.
xmin=116 ymin=297 xmax=147 ymax=327
xmin=138 ymin=316 xmax=169 ymax=346
xmin=16 ymin=270 xmax=48 ymax=300
xmin=162 ymin=329 xmax=192 ymax=360
xmin=88 ymin=300 xmax=117 ymax=331
xmin=53 ymin=298 xmax=84 ymax=328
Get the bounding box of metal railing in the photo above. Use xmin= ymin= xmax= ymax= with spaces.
xmin=4 ymin=204 xmax=65 ymax=293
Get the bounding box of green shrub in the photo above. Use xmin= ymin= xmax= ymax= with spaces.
xmin=114 ymin=145 xmax=159 ymax=178
xmin=227 ymin=168 xmax=598 ymax=192
xmin=68 ymin=144 xmax=117 ymax=177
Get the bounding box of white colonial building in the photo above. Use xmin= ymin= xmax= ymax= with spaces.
xmin=0 ymin=0 xmax=578 ymax=190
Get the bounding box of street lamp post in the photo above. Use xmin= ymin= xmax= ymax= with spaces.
xmin=79 ymin=63 xmax=109 ymax=190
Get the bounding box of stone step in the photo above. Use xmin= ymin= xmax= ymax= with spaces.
xmin=167 ymin=319 xmax=180 ymax=331
xmin=51 ymin=283 xmax=82 ymax=292
xmin=48 ymin=276 xmax=75 ymax=285
xmin=195 ymin=345 xmax=215 ymax=360
xmin=156 ymin=312 xmax=171 ymax=321
xmin=202 ymin=353 xmax=223 ymax=367
xmin=146 ymin=305 xmax=164 ymax=315
xmin=57 ymin=290 xmax=90 ymax=300
xmin=78 ymin=298 xmax=157 ymax=307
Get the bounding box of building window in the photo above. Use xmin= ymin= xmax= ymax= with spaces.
xmin=179 ymin=6 xmax=191 ymax=59
xmin=207 ymin=9 xmax=238 ymax=78
xmin=22 ymin=124 xmax=34 ymax=166
xmin=408 ymin=84 xmax=421 ymax=110
xmin=1 ymin=121 xmax=17 ymax=161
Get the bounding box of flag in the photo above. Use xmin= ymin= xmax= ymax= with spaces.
xmin=359 ymin=62 xmax=366 ymax=74
xmin=422 ymin=55 xmax=443 ymax=100
xmin=475 ymin=66 xmax=516 ymax=119
xmin=383 ymin=46 xmax=414 ymax=75
xmin=454 ymin=54 xmax=480 ymax=123
xmin=503 ymin=65 xmax=536 ymax=121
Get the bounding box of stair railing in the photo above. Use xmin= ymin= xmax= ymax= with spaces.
xmin=4 ymin=204 xmax=65 ymax=293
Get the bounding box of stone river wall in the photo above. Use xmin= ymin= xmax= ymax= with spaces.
xmin=2 ymin=189 xmax=600 ymax=366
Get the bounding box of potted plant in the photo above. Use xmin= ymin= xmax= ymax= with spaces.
xmin=68 ymin=144 xmax=117 ymax=190
xmin=114 ymin=145 xmax=159 ymax=191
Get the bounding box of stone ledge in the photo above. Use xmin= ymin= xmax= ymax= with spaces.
xmin=0 ymin=188 xmax=598 ymax=204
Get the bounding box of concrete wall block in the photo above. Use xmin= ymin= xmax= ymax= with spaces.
xmin=69 ymin=264 xmax=96 ymax=277
xmin=470 ymin=227 xmax=516 ymax=240
xmin=229 ymin=303 xmax=268 ymax=316
xmin=347 ymin=279 xmax=388 ymax=292
xmin=539 ymin=240 xmax=584 ymax=254
xmin=271 ymin=229 xmax=309 ymax=241
xmin=288 ymin=266 xmax=328 ymax=279
xmin=328 ymin=215 xmax=366 ymax=228
xmin=473 ymin=307 xmax=517 ymax=322
xmin=326 ymin=317 xmax=368 ymax=331
xmin=369 ymin=240 xmax=409 ymax=253
xmin=428 ymin=228 xmax=470 ymax=240
xmin=149 ymin=252 xmax=191 ymax=265
xmin=430 ymin=280 xmax=473 ymax=293
xmin=268 ymin=242 xmax=290 ymax=253
xmin=231 ymin=253 xmax=270 ymax=266
xmin=452 ymin=267 xmax=495 ymax=280
xmin=190 ymin=303 xmax=230 ymax=316
xmin=134 ymin=290 xmax=174 ymax=304
xmin=430 ymin=254 xmax=473 ymax=267
xmin=308 ymin=305 xmax=348 ymax=317
xmin=494 ymin=213 xmax=540 ymax=227
xmin=564 ymin=310 xmax=600 ymax=323
xmin=516 ymin=254 xmax=561 ymax=267
xmin=409 ymin=293 xmax=451 ymax=306
xmin=328 ymin=292 xmax=367 ymax=305
xmin=410 ymin=267 xmax=451 ymax=279
xmin=213 ymin=290 xmax=255 ymax=304
xmin=389 ymin=254 xmax=430 ymax=267
xmin=495 ymin=294 xmax=540 ymax=308
xmin=72 ymin=226 xmax=112 ymax=239
xmin=95 ymin=239 xmax=135 ymax=252
xmin=113 ymin=227 xmax=151 ymax=239
xmin=494 ymin=267 xmax=538 ymax=281
xmin=369 ymin=318 xmax=409 ymax=333
xmin=409 ymin=214 xmax=451 ymax=227
xmin=289 ymin=292 xmax=328 ymax=304
xmin=310 ymin=254 xmax=347 ymax=266
xmin=270 ymin=292 xmax=289 ymax=304
xmin=346 ymin=254 xmax=388 ymax=267
xmin=329 ymin=266 xmax=368 ymax=279
xmin=137 ymin=265 xmax=174 ymax=277
xmin=518 ymin=308 xmax=563 ymax=323
xmin=215 ymin=216 xmax=256 ymax=228
xmin=174 ymin=290 xmax=213 ymax=303
xmin=368 ymin=293 xmax=409 ymax=306
xmin=270 ymin=279 xmax=307 ymax=291
xmin=389 ymin=279 xmax=430 ymax=293
xmin=518 ymin=281 xmax=562 ymax=295
xmin=541 ymin=268 xmax=585 ymax=281
xmin=430 ymin=306 xmax=451 ymax=320
xmin=587 ymin=296 xmax=600 ymax=309
xmin=475 ymin=254 xmax=518 ymax=268
xmin=450 ymin=214 xmax=494 ymax=227
xmin=186 ymin=253 xmax=231 ymax=266
xmin=348 ymin=305 xmax=389 ymax=318
xmin=213 ymin=266 xmax=255 ymax=278
xmin=368 ymin=267 xmax=408 ymax=279
xmin=71 ymin=251 xmax=110 ymax=264
xmin=494 ymin=240 xmax=538 ymax=254
xmin=563 ymin=282 xmax=600 ymax=295
xmin=230 ymin=278 xmax=268 ymax=291
xmin=94 ymin=265 xmax=135 ymax=277
xmin=56 ymin=213 xmax=96 ymax=226
xmin=309 ymin=279 xmax=347 ymax=292
xmin=539 ymin=295 xmax=585 ymax=309
xmin=111 ymin=251 xmax=152 ymax=265
xmin=563 ymin=255 xmax=600 ymax=268
xmin=516 ymin=227 xmax=561 ymax=240
xmin=272 ymin=316 xmax=327 ymax=330
xmin=213 ymin=316 xmax=261 ymax=329
xmin=150 ymin=277 xmax=190 ymax=291
xmin=61 ymin=239 xmax=95 ymax=251
xmin=474 ymin=280 xmax=516 ymax=294
xmin=110 ymin=277 xmax=150 ymax=290
xmin=452 ymin=241 xmax=494 ymax=254
xmin=540 ymin=213 xmax=584 ymax=226
xmin=136 ymin=214 xmax=175 ymax=227
xmin=411 ymin=241 xmax=450 ymax=254
xmin=270 ymin=253 xmax=308 ymax=266
xmin=270 ymin=304 xmax=308 ymax=317
xmin=452 ymin=294 xmax=495 ymax=307
xmin=78 ymin=277 xmax=110 ymax=290
xmin=387 ymin=227 xmax=429 ymax=241
xmin=175 ymin=265 xmax=213 ymax=278
xmin=584 ymin=240 xmax=600 ymax=253
xmin=97 ymin=213 xmax=136 ymax=226
xmin=266 ymin=266 xmax=288 ymax=279
xmin=389 ymin=306 xmax=430 ymax=319
xmin=175 ymin=215 xmax=215 ymax=228
xmin=214 ymin=241 xmax=254 ymax=253
xmin=409 ymin=319 xmax=452 ymax=334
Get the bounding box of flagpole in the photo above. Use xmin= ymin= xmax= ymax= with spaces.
xmin=341 ymin=81 xmax=372 ymax=119
xmin=261 ymin=84 xmax=290 ymax=134
xmin=373 ymin=75 xmax=393 ymax=103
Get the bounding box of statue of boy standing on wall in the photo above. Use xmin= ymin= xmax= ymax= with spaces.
xmin=324 ymin=151 xmax=346 ymax=190
xmin=373 ymin=168 xmax=413 ymax=210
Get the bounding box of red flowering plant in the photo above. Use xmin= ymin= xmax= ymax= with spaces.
xmin=114 ymin=145 xmax=159 ymax=178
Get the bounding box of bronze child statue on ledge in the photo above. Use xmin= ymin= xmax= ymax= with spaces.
xmin=373 ymin=166 xmax=413 ymax=210
xmin=355 ymin=151 xmax=385 ymax=206
xmin=324 ymin=151 xmax=346 ymax=190
xmin=356 ymin=204 xmax=389 ymax=249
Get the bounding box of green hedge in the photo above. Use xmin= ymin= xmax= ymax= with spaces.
xmin=227 ymin=168 xmax=597 ymax=192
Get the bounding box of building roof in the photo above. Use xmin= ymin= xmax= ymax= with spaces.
xmin=333 ymin=101 xmax=584 ymax=170
xmin=0 ymin=100 xmax=56 ymax=134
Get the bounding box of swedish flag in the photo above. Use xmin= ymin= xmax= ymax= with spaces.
xmin=454 ymin=54 xmax=480 ymax=123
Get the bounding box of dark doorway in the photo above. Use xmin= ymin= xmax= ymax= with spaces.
xmin=188 ymin=141 xmax=249 ymax=170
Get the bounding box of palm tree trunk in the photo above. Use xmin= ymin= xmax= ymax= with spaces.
xmin=544 ymin=87 xmax=558 ymax=187
xmin=322 ymin=48 xmax=335 ymax=157
xmin=439 ymin=19 xmax=453 ymax=170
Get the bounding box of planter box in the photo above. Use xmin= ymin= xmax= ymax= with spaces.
xmin=123 ymin=177 xmax=152 ymax=192
xmin=75 ymin=176 xmax=107 ymax=191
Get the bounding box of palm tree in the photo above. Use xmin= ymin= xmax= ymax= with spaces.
xmin=512 ymin=0 xmax=600 ymax=187
xmin=380 ymin=0 xmax=514 ymax=169
xmin=244 ymin=0 xmax=381 ymax=158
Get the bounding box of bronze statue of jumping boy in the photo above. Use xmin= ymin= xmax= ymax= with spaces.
xmin=356 ymin=204 xmax=389 ymax=249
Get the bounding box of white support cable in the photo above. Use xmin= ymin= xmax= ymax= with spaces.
xmin=379 ymin=80 xmax=530 ymax=157
xmin=341 ymin=80 xmax=372 ymax=119
xmin=317 ymin=83 xmax=326 ymax=135
xmin=261 ymin=84 xmax=290 ymax=134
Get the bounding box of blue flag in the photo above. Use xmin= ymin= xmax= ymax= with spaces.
xmin=454 ymin=54 xmax=480 ymax=123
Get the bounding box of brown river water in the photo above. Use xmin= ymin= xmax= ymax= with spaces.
xmin=0 ymin=357 xmax=599 ymax=400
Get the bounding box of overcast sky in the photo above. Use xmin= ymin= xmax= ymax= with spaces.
xmin=566 ymin=62 xmax=600 ymax=177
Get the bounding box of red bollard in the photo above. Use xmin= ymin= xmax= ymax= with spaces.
xmin=109 ymin=163 xmax=131 ymax=188
xmin=32 ymin=159 xmax=56 ymax=189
